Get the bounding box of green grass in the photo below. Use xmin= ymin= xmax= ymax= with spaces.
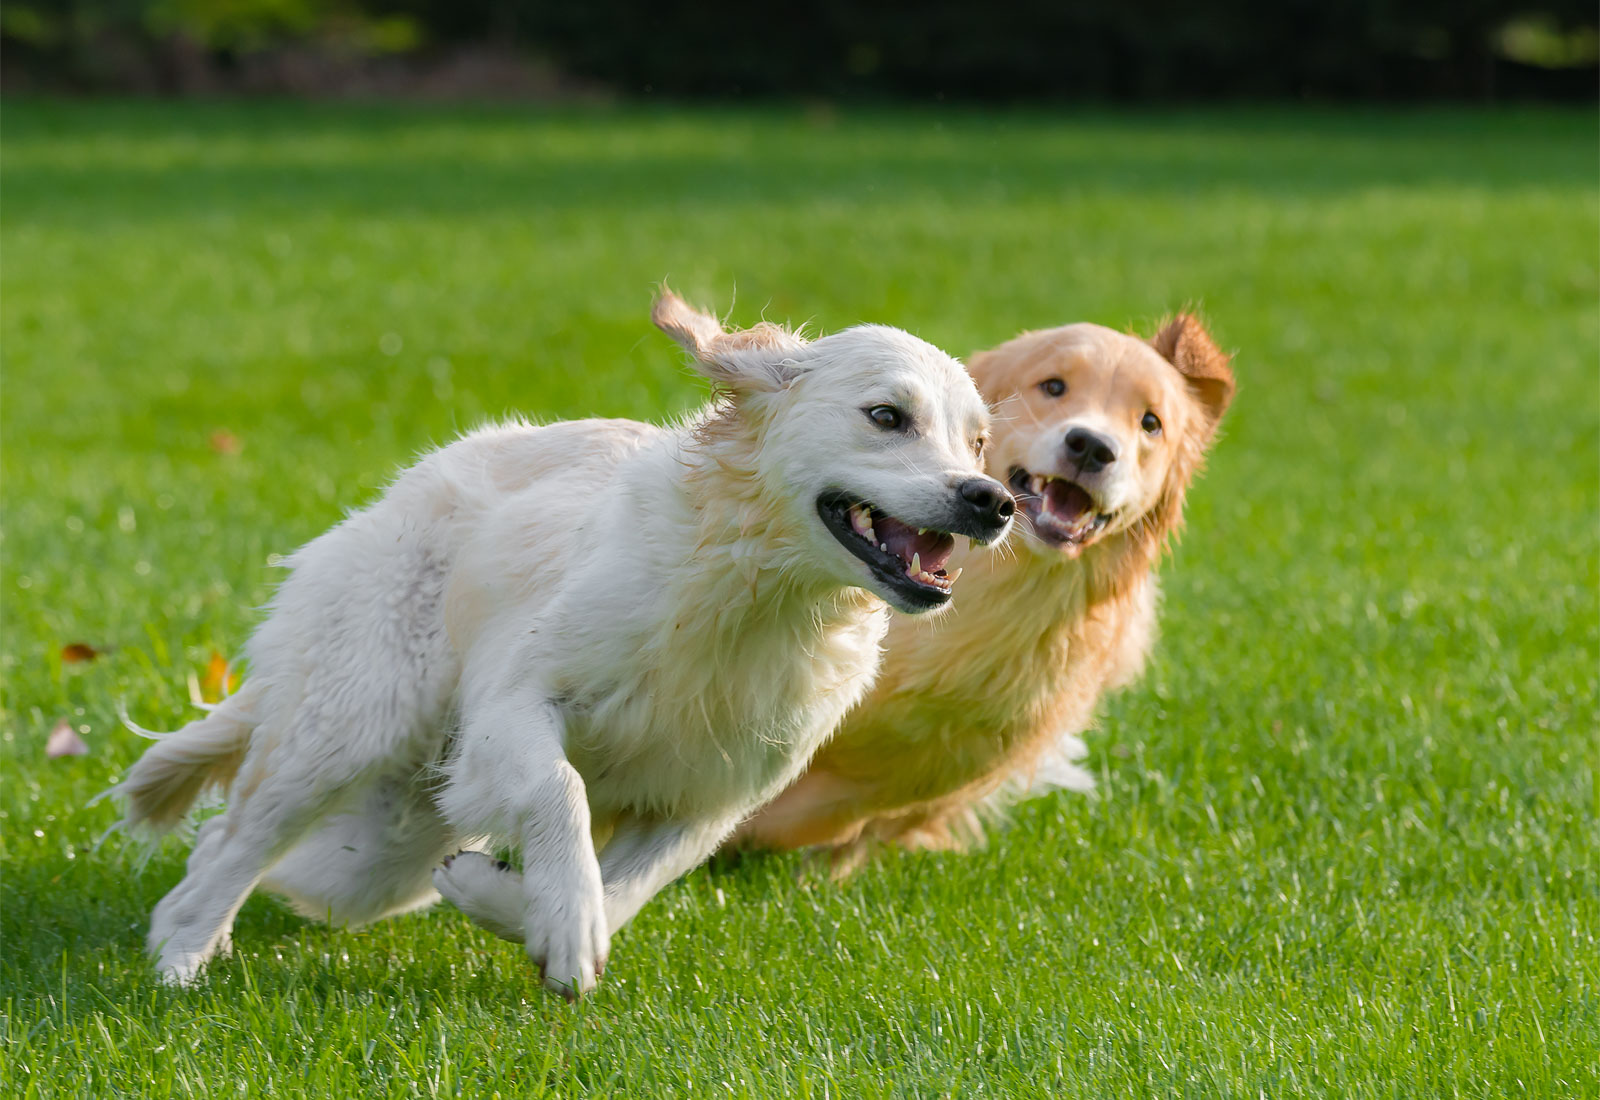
xmin=1 ymin=100 xmax=1596 ymax=1098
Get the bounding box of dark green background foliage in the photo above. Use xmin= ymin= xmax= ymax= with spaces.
xmin=449 ymin=0 xmax=1600 ymax=98
xmin=1 ymin=102 xmax=1596 ymax=1096
xmin=3 ymin=0 xmax=1597 ymax=98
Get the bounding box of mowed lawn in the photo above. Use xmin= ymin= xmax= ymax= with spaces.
xmin=1 ymin=101 xmax=1595 ymax=1097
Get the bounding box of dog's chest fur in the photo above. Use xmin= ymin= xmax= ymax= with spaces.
xmin=445 ymin=417 xmax=888 ymax=825
xmin=559 ymin=592 xmax=885 ymax=821
xmin=820 ymin=541 xmax=1153 ymax=806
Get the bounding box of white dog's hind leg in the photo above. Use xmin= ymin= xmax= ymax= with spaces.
xmin=433 ymin=852 xmax=525 ymax=941
xmin=598 ymin=815 xmax=737 ymax=932
xmin=146 ymin=743 xmax=369 ymax=985
xmin=436 ymin=814 xmax=737 ymax=947
xmin=260 ymin=778 xmax=466 ymax=926
xmin=147 ymin=814 xmax=235 ymax=959
xmin=148 ymin=777 xmax=332 ymax=984
xmin=437 ymin=690 xmax=608 ymax=999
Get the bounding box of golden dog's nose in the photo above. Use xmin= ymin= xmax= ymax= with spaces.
xmin=1065 ymin=427 xmax=1119 ymax=473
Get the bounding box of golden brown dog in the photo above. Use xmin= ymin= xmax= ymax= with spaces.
xmin=732 ymin=314 xmax=1235 ymax=869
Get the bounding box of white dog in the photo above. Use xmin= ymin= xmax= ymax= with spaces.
xmin=114 ymin=291 xmax=1013 ymax=997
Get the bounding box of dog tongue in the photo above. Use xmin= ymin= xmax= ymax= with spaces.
xmin=875 ymin=514 xmax=956 ymax=573
xmin=1043 ymin=479 xmax=1093 ymax=522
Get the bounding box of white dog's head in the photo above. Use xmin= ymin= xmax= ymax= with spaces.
xmin=654 ymin=291 xmax=1013 ymax=613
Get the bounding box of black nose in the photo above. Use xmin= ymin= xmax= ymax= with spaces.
xmin=958 ymin=477 xmax=1015 ymax=529
xmin=1065 ymin=427 xmax=1119 ymax=473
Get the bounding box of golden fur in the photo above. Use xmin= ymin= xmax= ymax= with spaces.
xmin=733 ymin=314 xmax=1235 ymax=869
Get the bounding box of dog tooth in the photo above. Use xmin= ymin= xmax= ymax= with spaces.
xmin=910 ymin=552 xmax=921 ymax=574
xmin=949 ymin=567 xmax=962 ymax=582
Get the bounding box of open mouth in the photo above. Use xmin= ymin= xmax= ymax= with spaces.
xmin=1008 ymin=467 xmax=1112 ymax=554
xmin=816 ymin=491 xmax=961 ymax=611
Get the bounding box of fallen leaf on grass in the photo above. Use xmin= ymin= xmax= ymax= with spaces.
xmin=196 ymin=651 xmax=240 ymax=704
xmin=60 ymin=642 xmax=101 ymax=663
xmin=47 ymin=719 xmax=89 ymax=757
xmin=209 ymin=430 xmax=242 ymax=455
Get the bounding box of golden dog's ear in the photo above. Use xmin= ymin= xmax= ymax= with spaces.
xmin=1151 ymin=314 xmax=1235 ymax=432
xmin=652 ymin=289 xmax=809 ymax=393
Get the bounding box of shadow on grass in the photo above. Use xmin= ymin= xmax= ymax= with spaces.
xmin=0 ymin=825 xmax=813 ymax=1023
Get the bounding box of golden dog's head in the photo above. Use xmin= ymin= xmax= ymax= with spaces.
xmin=971 ymin=315 xmax=1234 ymax=565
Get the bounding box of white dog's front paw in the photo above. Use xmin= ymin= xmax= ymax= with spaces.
xmin=433 ymin=852 xmax=526 ymax=942
xmin=434 ymin=850 xmax=609 ymax=998
xmin=525 ymin=884 xmax=610 ymax=1001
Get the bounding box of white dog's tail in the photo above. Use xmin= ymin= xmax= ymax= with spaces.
xmin=106 ymin=684 xmax=259 ymax=830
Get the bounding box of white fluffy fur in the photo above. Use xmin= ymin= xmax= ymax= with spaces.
xmin=114 ymin=292 xmax=1007 ymax=997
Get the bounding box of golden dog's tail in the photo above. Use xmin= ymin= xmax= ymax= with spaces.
xmin=104 ymin=684 xmax=259 ymax=831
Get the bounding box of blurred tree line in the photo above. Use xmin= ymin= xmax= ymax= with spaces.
xmin=3 ymin=0 xmax=1596 ymax=99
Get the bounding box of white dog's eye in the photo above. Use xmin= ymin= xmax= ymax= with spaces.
xmin=1040 ymin=378 xmax=1066 ymax=398
xmin=974 ymin=437 xmax=986 ymax=457
xmin=866 ymin=405 xmax=904 ymax=430
xmin=1141 ymin=411 xmax=1163 ymax=435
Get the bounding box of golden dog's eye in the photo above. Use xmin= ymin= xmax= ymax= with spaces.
xmin=1141 ymin=411 xmax=1163 ymax=435
xmin=1040 ymin=378 xmax=1066 ymax=398
xmin=867 ymin=405 xmax=904 ymax=430
xmin=973 ymin=437 xmax=986 ymax=457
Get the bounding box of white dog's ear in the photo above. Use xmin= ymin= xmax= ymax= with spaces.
xmin=652 ymin=289 xmax=809 ymax=393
